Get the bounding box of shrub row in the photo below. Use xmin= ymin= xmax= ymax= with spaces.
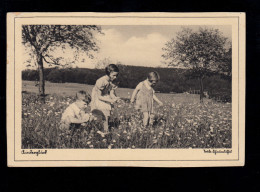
xmin=22 ymin=65 xmax=231 ymax=99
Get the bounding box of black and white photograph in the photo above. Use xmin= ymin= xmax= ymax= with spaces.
xmin=7 ymin=12 xmax=245 ymax=167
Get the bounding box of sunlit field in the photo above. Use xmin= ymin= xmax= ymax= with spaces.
xmin=22 ymin=81 xmax=232 ymax=149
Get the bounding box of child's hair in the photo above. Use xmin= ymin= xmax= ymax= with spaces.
xmin=105 ymin=64 xmax=119 ymax=75
xmin=148 ymin=71 xmax=160 ymax=81
xmin=91 ymin=109 xmax=106 ymax=121
xmin=76 ymin=90 xmax=91 ymax=104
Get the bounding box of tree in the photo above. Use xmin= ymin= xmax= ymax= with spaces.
xmin=218 ymin=46 xmax=232 ymax=78
xmin=22 ymin=25 xmax=102 ymax=100
xmin=162 ymin=27 xmax=229 ymax=102
xmin=95 ymin=57 xmax=113 ymax=69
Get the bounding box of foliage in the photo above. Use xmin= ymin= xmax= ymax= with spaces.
xmin=22 ymin=69 xmax=39 ymax=81
xmin=162 ymin=27 xmax=231 ymax=101
xmin=162 ymin=27 xmax=229 ymax=70
xmin=95 ymin=57 xmax=113 ymax=69
xmin=22 ymin=65 xmax=231 ymax=96
xmin=22 ymin=25 xmax=102 ymax=96
xmin=22 ymin=25 xmax=102 ymax=66
xmin=208 ymin=89 xmax=232 ymax=103
xmin=218 ymin=47 xmax=232 ymax=77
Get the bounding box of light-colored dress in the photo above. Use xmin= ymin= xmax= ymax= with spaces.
xmin=60 ymin=102 xmax=90 ymax=130
xmin=135 ymin=80 xmax=155 ymax=113
xmin=90 ymin=75 xmax=116 ymax=117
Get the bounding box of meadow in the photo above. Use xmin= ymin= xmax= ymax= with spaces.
xmin=22 ymin=81 xmax=232 ymax=149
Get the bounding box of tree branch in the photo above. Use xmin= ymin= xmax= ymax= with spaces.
xmin=22 ymin=26 xmax=38 ymax=52
xmin=43 ymin=54 xmax=61 ymax=66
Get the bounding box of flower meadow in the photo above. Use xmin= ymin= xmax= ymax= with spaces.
xmin=22 ymin=91 xmax=232 ymax=149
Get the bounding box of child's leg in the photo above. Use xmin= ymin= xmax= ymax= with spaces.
xmin=103 ymin=119 xmax=108 ymax=133
xmin=149 ymin=113 xmax=154 ymax=126
xmin=143 ymin=112 xmax=149 ymax=127
xmin=103 ymin=113 xmax=110 ymax=133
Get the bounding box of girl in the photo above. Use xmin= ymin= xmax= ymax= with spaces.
xmin=60 ymin=90 xmax=95 ymax=130
xmin=90 ymin=64 xmax=120 ymax=133
xmin=130 ymin=72 xmax=163 ymax=127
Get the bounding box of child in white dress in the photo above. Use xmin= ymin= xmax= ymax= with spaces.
xmin=130 ymin=72 xmax=163 ymax=127
xmin=91 ymin=64 xmax=120 ymax=133
xmin=60 ymin=90 xmax=94 ymax=130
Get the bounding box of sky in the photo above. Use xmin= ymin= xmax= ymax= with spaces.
xmin=23 ymin=25 xmax=232 ymax=69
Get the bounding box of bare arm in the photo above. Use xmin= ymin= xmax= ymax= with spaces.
xmin=98 ymin=93 xmax=114 ymax=103
xmin=110 ymin=85 xmax=119 ymax=100
xmin=130 ymin=83 xmax=142 ymax=103
xmin=95 ymin=86 xmax=114 ymax=103
xmin=69 ymin=113 xmax=95 ymax=124
xmin=69 ymin=117 xmax=87 ymax=124
xmin=153 ymin=94 xmax=163 ymax=106
xmin=110 ymin=89 xmax=116 ymax=98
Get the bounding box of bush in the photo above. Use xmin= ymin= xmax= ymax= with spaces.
xmin=47 ymin=69 xmax=64 ymax=83
xmin=208 ymin=89 xmax=231 ymax=103
xmin=22 ymin=66 xmax=231 ymax=95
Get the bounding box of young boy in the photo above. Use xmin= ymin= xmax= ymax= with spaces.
xmin=60 ymin=90 xmax=95 ymax=130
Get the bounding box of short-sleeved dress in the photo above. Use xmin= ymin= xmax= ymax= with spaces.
xmin=135 ymin=80 xmax=155 ymax=113
xmin=90 ymin=75 xmax=116 ymax=117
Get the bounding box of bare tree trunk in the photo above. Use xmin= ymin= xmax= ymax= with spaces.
xmin=199 ymin=76 xmax=204 ymax=103
xmin=37 ymin=54 xmax=45 ymax=102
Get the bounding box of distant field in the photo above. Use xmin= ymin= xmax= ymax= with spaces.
xmin=22 ymin=80 xmax=205 ymax=104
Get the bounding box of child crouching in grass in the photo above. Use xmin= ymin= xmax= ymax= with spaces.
xmin=60 ymin=90 xmax=95 ymax=130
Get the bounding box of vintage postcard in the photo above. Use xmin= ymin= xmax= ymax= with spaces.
xmin=7 ymin=12 xmax=245 ymax=167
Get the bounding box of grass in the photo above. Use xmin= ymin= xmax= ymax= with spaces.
xmin=22 ymin=81 xmax=232 ymax=149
